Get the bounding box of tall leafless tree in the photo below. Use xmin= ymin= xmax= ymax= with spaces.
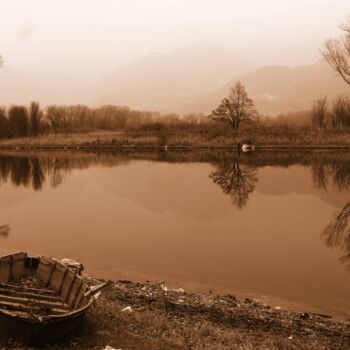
xmin=29 ymin=101 xmax=43 ymax=136
xmin=210 ymin=81 xmax=256 ymax=131
xmin=322 ymin=17 xmax=350 ymax=86
xmin=311 ymin=95 xmax=328 ymax=130
xmin=331 ymin=96 xmax=350 ymax=128
xmin=46 ymin=105 xmax=63 ymax=136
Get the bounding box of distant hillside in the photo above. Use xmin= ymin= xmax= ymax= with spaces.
xmin=94 ymin=43 xmax=255 ymax=112
xmin=0 ymin=67 xmax=45 ymax=106
xmin=2 ymin=53 xmax=349 ymax=117
xmin=0 ymin=67 xmax=90 ymax=106
xmin=184 ymin=62 xmax=350 ymax=116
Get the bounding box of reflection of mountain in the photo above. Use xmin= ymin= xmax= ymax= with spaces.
xmin=94 ymin=162 xmax=233 ymax=220
xmin=323 ymin=202 xmax=350 ymax=270
xmin=257 ymin=166 xmax=350 ymax=210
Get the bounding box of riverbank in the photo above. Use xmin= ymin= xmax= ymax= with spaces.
xmin=1 ymin=279 xmax=349 ymax=350
xmin=0 ymin=129 xmax=350 ymax=150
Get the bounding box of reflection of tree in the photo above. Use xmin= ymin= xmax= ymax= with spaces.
xmin=31 ymin=158 xmax=45 ymax=191
xmin=0 ymin=155 xmax=72 ymax=191
xmin=210 ymin=159 xmax=257 ymax=209
xmin=0 ymin=224 xmax=10 ymax=238
xmin=10 ymin=158 xmax=31 ymax=187
xmin=323 ymin=202 xmax=350 ymax=270
xmin=46 ymin=158 xmax=67 ymax=188
xmin=311 ymin=162 xmax=330 ymax=192
xmin=311 ymin=160 xmax=350 ymax=192
xmin=331 ymin=163 xmax=350 ymax=191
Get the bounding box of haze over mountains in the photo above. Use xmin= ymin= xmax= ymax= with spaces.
xmin=95 ymin=43 xmax=255 ymax=112
xmin=0 ymin=43 xmax=349 ymax=116
xmin=184 ymin=61 xmax=350 ymax=116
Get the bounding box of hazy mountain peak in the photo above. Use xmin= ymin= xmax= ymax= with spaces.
xmin=95 ymin=43 xmax=255 ymax=111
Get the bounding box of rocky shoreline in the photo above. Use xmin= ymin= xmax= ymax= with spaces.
xmin=1 ymin=279 xmax=349 ymax=350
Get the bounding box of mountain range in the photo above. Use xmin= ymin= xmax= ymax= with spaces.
xmin=184 ymin=61 xmax=350 ymax=116
xmin=0 ymin=43 xmax=349 ymax=116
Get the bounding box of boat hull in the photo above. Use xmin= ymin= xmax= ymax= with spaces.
xmin=0 ymin=252 xmax=99 ymax=345
xmin=0 ymin=306 xmax=85 ymax=344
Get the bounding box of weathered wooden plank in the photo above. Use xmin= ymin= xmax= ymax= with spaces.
xmin=75 ymin=285 xmax=89 ymax=309
xmin=61 ymin=269 xmax=75 ymax=301
xmin=0 ymin=283 xmax=56 ymax=295
xmin=0 ymin=307 xmax=36 ymax=320
xmin=36 ymin=257 xmax=53 ymax=284
xmin=58 ymin=268 xmax=68 ymax=296
xmin=49 ymin=263 xmax=66 ymax=292
xmin=67 ymin=276 xmax=83 ymax=307
xmin=71 ymin=280 xmax=84 ymax=309
xmin=0 ymin=300 xmax=67 ymax=315
xmin=11 ymin=253 xmax=27 ymax=280
xmin=0 ymin=257 xmax=10 ymax=283
xmin=0 ymin=294 xmax=69 ymax=310
xmin=0 ymin=287 xmax=62 ymax=302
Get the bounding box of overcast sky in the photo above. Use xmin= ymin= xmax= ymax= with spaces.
xmin=0 ymin=0 xmax=349 ymax=82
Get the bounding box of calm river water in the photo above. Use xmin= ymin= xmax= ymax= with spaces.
xmin=0 ymin=150 xmax=349 ymax=318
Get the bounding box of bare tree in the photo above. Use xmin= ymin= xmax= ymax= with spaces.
xmin=321 ymin=17 xmax=350 ymax=85
xmin=331 ymin=96 xmax=350 ymax=129
xmin=8 ymin=105 xmax=29 ymax=137
xmin=46 ymin=105 xmax=63 ymax=136
xmin=210 ymin=81 xmax=256 ymax=131
xmin=323 ymin=202 xmax=350 ymax=270
xmin=311 ymin=96 xmax=328 ymax=130
xmin=29 ymin=101 xmax=43 ymax=136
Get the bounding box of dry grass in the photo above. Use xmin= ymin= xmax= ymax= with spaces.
xmin=2 ymin=280 xmax=347 ymax=350
xmin=0 ymin=127 xmax=349 ymax=149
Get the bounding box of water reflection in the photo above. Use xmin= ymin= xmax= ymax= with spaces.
xmin=0 ymin=151 xmax=349 ymax=198
xmin=0 ymin=153 xmax=127 ymax=190
xmin=209 ymin=159 xmax=257 ymax=209
xmin=323 ymin=202 xmax=350 ymax=270
xmin=0 ymin=224 xmax=10 ymax=238
xmin=0 ymin=150 xmax=350 ymax=316
xmin=311 ymin=159 xmax=350 ymax=192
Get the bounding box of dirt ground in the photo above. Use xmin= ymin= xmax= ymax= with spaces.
xmin=0 ymin=279 xmax=349 ymax=350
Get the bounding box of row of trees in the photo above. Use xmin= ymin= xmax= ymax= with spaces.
xmin=0 ymin=102 xmax=43 ymax=138
xmin=211 ymin=81 xmax=350 ymax=132
xmin=0 ymin=102 xmax=210 ymax=139
xmin=311 ymin=95 xmax=350 ymax=130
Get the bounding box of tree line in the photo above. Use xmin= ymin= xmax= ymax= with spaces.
xmin=311 ymin=95 xmax=350 ymax=130
xmin=0 ymin=102 xmax=209 ymax=139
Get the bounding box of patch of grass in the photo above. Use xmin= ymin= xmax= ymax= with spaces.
xmin=0 ymin=127 xmax=349 ymax=149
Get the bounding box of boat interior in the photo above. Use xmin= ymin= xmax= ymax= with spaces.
xmin=0 ymin=252 xmax=91 ymax=321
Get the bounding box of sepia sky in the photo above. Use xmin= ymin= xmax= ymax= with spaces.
xmin=0 ymin=0 xmax=349 ymax=82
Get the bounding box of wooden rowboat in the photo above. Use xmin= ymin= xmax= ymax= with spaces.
xmin=0 ymin=252 xmax=109 ymax=344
